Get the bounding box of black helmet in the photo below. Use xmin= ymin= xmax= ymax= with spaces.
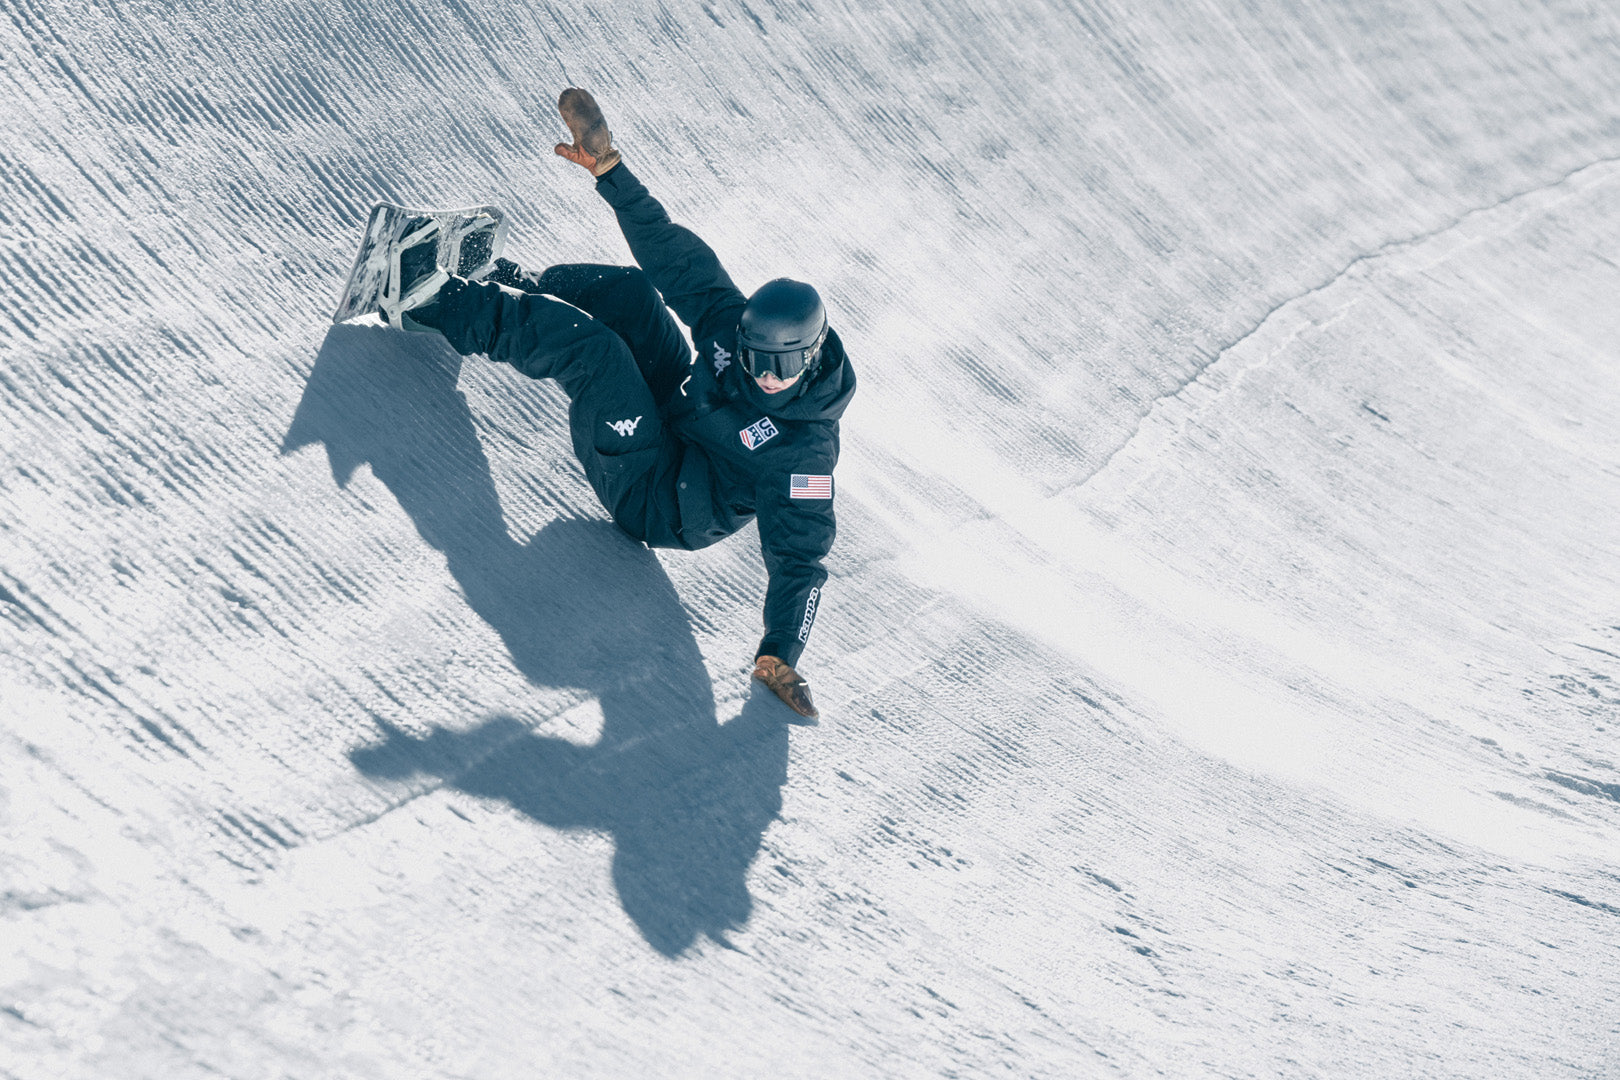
xmin=738 ymin=279 xmax=828 ymax=380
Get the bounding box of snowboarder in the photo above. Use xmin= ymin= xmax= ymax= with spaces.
xmin=387 ymin=88 xmax=854 ymax=720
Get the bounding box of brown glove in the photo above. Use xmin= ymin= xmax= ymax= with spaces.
xmin=553 ymin=88 xmax=622 ymax=176
xmin=753 ymin=655 xmax=819 ymax=720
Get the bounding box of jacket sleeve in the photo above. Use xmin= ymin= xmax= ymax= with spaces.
xmin=753 ymin=470 xmax=836 ymax=667
xmin=594 ymin=163 xmax=747 ymax=338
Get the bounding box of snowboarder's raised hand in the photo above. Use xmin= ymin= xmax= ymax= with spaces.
xmin=753 ymin=655 xmax=819 ymax=720
xmin=554 ymin=88 xmax=621 ymax=176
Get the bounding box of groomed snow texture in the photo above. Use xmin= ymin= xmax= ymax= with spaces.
xmin=3 ymin=0 xmax=1619 ymax=1076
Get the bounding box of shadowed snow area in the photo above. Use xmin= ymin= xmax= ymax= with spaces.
xmin=3 ymin=0 xmax=1619 ymax=1075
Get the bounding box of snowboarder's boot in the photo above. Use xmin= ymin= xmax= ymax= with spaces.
xmin=380 ymin=216 xmax=450 ymax=330
xmin=451 ymin=216 xmax=501 ymax=280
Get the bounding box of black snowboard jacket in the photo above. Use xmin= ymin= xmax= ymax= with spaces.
xmin=595 ymin=164 xmax=856 ymax=668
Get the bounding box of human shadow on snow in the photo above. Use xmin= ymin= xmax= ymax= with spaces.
xmin=283 ymin=322 xmax=789 ymax=955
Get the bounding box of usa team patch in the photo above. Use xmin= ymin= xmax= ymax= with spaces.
xmin=740 ymin=417 xmax=779 ymax=451
xmin=791 ymin=474 xmax=833 ymax=499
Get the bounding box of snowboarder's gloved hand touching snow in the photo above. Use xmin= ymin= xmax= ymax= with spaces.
xmin=553 ymin=88 xmax=621 ymax=176
xmin=753 ymin=655 xmax=818 ymax=720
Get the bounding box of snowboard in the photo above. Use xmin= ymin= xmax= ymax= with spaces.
xmin=332 ymin=201 xmax=508 ymax=326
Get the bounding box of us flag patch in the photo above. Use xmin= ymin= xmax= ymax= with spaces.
xmin=790 ymin=474 xmax=833 ymax=499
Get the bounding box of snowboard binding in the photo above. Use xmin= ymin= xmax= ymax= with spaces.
xmin=333 ymin=202 xmax=508 ymax=327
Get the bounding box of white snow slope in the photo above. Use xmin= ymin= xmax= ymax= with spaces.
xmin=3 ymin=0 xmax=1619 ymax=1076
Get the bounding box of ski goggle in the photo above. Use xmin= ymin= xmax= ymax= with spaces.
xmin=739 ymin=326 xmax=828 ymax=380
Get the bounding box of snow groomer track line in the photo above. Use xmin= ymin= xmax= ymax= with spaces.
xmin=2 ymin=0 xmax=1618 ymax=1076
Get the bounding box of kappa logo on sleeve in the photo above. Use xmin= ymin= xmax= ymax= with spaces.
xmin=790 ymin=474 xmax=832 ymax=499
xmin=606 ymin=416 xmax=643 ymax=437
xmin=713 ymin=343 xmax=732 ymax=376
xmin=798 ymin=587 xmax=820 ymax=642
xmin=739 ymin=417 xmax=779 ymax=451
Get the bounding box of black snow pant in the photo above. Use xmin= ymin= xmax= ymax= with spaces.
xmin=414 ymin=264 xmax=692 ymax=548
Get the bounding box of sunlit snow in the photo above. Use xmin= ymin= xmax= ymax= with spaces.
xmin=2 ymin=0 xmax=1618 ymax=1076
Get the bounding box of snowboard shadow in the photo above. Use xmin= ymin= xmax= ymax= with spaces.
xmin=283 ymin=322 xmax=789 ymax=955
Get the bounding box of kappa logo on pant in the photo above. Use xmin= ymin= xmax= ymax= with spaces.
xmin=606 ymin=416 xmax=643 ymax=437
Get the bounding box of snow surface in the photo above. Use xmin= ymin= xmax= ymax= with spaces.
xmin=3 ymin=0 xmax=1619 ymax=1076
